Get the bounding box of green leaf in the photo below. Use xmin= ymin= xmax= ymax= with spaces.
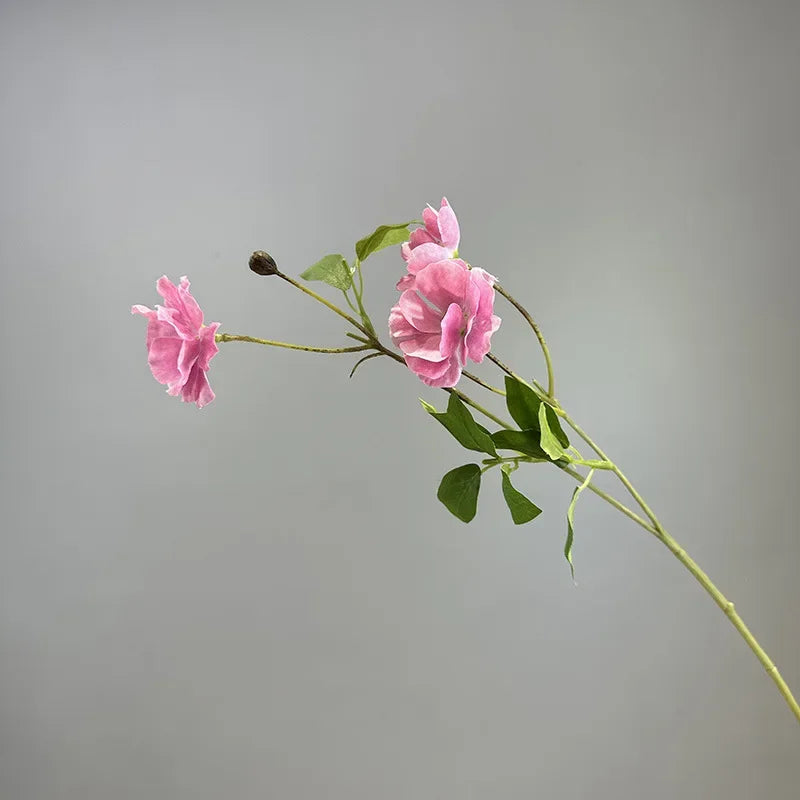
xmin=491 ymin=429 xmax=550 ymax=460
xmin=565 ymin=468 xmax=595 ymax=579
xmin=503 ymin=376 xmax=569 ymax=450
xmin=421 ymin=394 xmax=497 ymax=456
xmin=544 ymin=404 xmax=569 ymax=449
xmin=500 ymin=466 xmax=542 ymax=524
xmin=504 ymin=376 xmax=542 ymax=431
xmin=437 ymin=464 xmax=481 ymax=523
xmin=538 ymin=402 xmax=565 ymax=460
xmin=300 ymin=254 xmax=352 ymax=291
xmin=355 ymin=222 xmax=414 ymax=262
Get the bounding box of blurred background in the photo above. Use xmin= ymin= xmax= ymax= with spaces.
xmin=2 ymin=1 xmax=799 ymax=797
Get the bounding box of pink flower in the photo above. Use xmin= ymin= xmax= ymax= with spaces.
xmin=132 ymin=276 xmax=220 ymax=408
xmin=398 ymin=197 xmax=460 ymax=290
xmin=389 ymin=259 xmax=501 ymax=388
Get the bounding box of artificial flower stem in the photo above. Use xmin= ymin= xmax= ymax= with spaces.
xmin=276 ymin=271 xmax=373 ymax=338
xmin=216 ymin=333 xmax=371 ymax=355
xmin=342 ymin=289 xmax=361 ymax=316
xmin=378 ymin=343 xmax=659 ymax=539
xmin=462 ymin=371 xmax=506 ymax=396
xmin=557 ymin=464 xmax=657 ymax=534
xmin=554 ymin=406 xmax=800 ymax=723
xmin=345 ymin=332 xmax=374 ymax=345
xmin=563 ymin=457 xmax=614 ymax=470
xmin=447 ymin=388 xmax=512 ymax=430
xmin=660 ymin=524 xmax=800 ymax=722
xmin=351 ymin=260 xmax=377 ymax=337
xmin=494 ymin=282 xmax=556 ymax=398
xmin=447 ymin=333 xmax=799 ymax=720
xmin=486 ymin=353 xmax=555 ymax=405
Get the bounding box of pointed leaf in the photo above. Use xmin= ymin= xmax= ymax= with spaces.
xmin=500 ymin=466 xmax=542 ymax=524
xmin=300 ymin=254 xmax=352 ymax=290
xmin=504 ymin=376 xmax=542 ymax=431
xmin=565 ymin=468 xmax=595 ymax=579
xmin=544 ymin=403 xmax=569 ymax=449
xmin=538 ymin=402 xmax=565 ymax=460
xmin=437 ymin=464 xmax=481 ymax=523
xmin=491 ymin=429 xmax=550 ymax=460
xmin=355 ymin=222 xmax=414 ymax=261
xmin=421 ymin=394 xmax=497 ymax=456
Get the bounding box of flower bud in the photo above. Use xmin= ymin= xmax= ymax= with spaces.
xmin=249 ymin=251 xmax=279 ymax=276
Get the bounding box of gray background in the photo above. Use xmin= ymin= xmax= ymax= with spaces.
xmin=2 ymin=1 xmax=799 ymax=797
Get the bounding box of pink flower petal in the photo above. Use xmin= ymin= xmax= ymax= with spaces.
xmin=180 ymin=363 xmax=215 ymax=408
xmin=405 ymin=354 xmax=463 ymax=388
xmin=437 ymin=198 xmax=460 ymax=251
xmin=470 ymin=266 xmax=497 ymax=286
xmin=156 ymin=275 xmax=203 ymax=336
xmin=413 ymin=259 xmax=470 ymax=310
xmin=407 ymin=243 xmax=451 ymax=274
xmin=398 ymin=332 xmax=447 ymax=361
xmin=196 ymin=323 xmax=220 ymax=371
xmin=439 ymin=302 xmax=465 ymax=360
xmin=398 ymin=290 xmax=444 ymax=333
xmin=133 ymin=276 xmax=219 ymax=407
xmin=147 ymin=336 xmax=184 ymax=385
xmin=395 ymin=273 xmax=416 ymax=291
xmin=409 ymin=228 xmax=436 ymax=249
xmin=389 ymin=198 xmax=499 ymax=389
xmin=422 ymin=206 xmax=440 ymax=239
xmin=388 ymin=306 xmax=418 ymax=344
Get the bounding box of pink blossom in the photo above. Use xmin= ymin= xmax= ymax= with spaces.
xmin=398 ymin=197 xmax=460 ymax=290
xmin=132 ymin=276 xmax=220 ymax=408
xmin=388 ymin=259 xmax=501 ymax=388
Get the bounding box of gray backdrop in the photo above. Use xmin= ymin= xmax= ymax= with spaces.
xmin=2 ymin=1 xmax=799 ymax=798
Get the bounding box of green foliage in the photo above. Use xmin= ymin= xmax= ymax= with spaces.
xmin=437 ymin=464 xmax=481 ymax=523
xmin=503 ymin=376 xmax=569 ymax=456
xmin=544 ymin=404 xmax=569 ymax=449
xmin=491 ymin=429 xmax=550 ymax=460
xmin=300 ymin=254 xmax=352 ymax=291
xmin=504 ymin=376 xmax=542 ymax=430
xmin=538 ymin=402 xmax=565 ymax=460
xmin=565 ymin=469 xmax=595 ymax=579
xmin=500 ymin=466 xmax=542 ymax=524
xmin=421 ymin=394 xmax=497 ymax=456
xmin=355 ymin=222 xmax=413 ymax=262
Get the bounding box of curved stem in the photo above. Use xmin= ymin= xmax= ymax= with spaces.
xmin=563 ymin=457 xmax=614 ymax=470
xmin=364 ymin=271 xmax=800 ymax=722
xmin=462 ymin=371 xmax=506 ymax=396
xmin=557 ymin=464 xmax=657 ymax=535
xmin=486 ymin=352 xmax=555 ymax=404
xmin=447 ymin=388 xmax=512 ymax=429
xmin=494 ymin=282 xmax=556 ymax=398
xmin=216 ymin=333 xmax=370 ymax=354
xmin=277 ymin=271 xmax=373 ymax=338
xmin=555 ymin=406 xmax=800 ymax=723
xmin=657 ymin=527 xmax=800 ymax=722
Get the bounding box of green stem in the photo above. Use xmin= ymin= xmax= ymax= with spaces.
xmin=277 ymin=271 xmax=373 ymax=338
xmin=447 ymin=388 xmax=512 ymax=430
xmin=351 ymin=259 xmax=377 ymax=336
xmin=563 ymin=457 xmax=614 ymax=470
xmin=368 ymin=280 xmax=800 ymax=720
xmin=557 ymin=464 xmax=656 ymax=535
xmin=555 ymin=406 xmax=800 ymax=724
xmin=342 ymin=289 xmax=360 ymax=316
xmin=216 ymin=333 xmax=370 ymax=354
xmin=494 ymin=282 xmax=556 ymax=398
xmin=657 ymin=526 xmax=800 ymax=723
xmin=486 ymin=352 xmax=555 ymax=405
xmin=462 ymin=371 xmax=506 ymax=396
